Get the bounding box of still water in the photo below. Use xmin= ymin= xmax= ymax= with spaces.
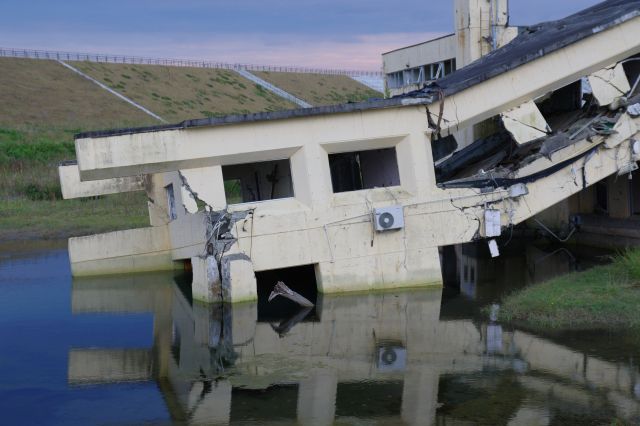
xmin=1 ymin=240 xmax=639 ymax=425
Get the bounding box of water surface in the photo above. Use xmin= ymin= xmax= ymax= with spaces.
xmin=1 ymin=240 xmax=639 ymax=425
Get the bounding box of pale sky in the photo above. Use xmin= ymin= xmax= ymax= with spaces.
xmin=0 ymin=0 xmax=604 ymax=71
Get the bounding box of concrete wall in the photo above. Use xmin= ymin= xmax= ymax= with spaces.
xmin=383 ymin=34 xmax=457 ymax=75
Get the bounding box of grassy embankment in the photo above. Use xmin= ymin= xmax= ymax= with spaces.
xmin=0 ymin=57 xmax=380 ymax=239
xmin=495 ymin=249 xmax=640 ymax=330
xmin=253 ymin=71 xmax=381 ymax=106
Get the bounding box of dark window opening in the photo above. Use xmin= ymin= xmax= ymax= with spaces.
xmin=431 ymin=134 xmax=458 ymax=162
xmin=622 ymin=54 xmax=640 ymax=97
xmin=173 ymin=270 xmax=193 ymax=305
xmin=165 ymin=184 xmax=177 ymax=220
xmin=536 ymin=80 xmax=584 ymax=130
xmin=329 ymin=148 xmax=401 ymax=193
xmin=222 ymin=159 xmax=293 ymax=204
xmin=336 ymin=382 xmax=403 ymax=418
xmin=595 ymin=181 xmax=608 ymax=214
xmin=231 ymin=385 xmax=298 ymax=422
xmin=255 ymin=264 xmax=319 ymax=323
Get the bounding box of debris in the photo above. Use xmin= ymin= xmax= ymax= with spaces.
xmin=508 ymin=183 xmax=528 ymax=198
xmin=270 ymin=307 xmax=313 ymax=337
xmin=268 ymin=281 xmax=315 ymax=307
xmin=588 ymin=63 xmax=631 ymax=107
xmin=628 ymin=103 xmax=640 ymax=117
xmin=488 ymin=239 xmax=500 ymax=258
xmin=500 ymin=100 xmax=551 ymax=145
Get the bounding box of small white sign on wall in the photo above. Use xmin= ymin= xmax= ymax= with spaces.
xmin=485 ymin=209 xmax=502 ymax=238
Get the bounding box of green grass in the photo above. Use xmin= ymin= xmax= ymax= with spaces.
xmin=495 ymin=249 xmax=640 ymax=330
xmin=0 ymin=193 xmax=150 ymax=240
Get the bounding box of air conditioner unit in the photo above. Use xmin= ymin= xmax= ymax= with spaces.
xmin=374 ymin=206 xmax=404 ymax=232
xmin=377 ymin=345 xmax=407 ymax=372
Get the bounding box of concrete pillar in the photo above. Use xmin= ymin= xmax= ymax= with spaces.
xmin=191 ymin=255 xmax=222 ymax=303
xmin=231 ymin=302 xmax=257 ymax=347
xmin=192 ymin=255 xmax=258 ymax=303
xmin=608 ymin=175 xmax=632 ymax=218
xmin=290 ymin=144 xmax=332 ymax=209
xmin=146 ymin=173 xmax=171 ymax=227
xmin=152 ymin=284 xmax=175 ymax=378
xmin=188 ymin=379 xmax=232 ymax=425
xmin=401 ymin=369 xmax=439 ymax=426
xmin=296 ymin=370 xmax=338 ymax=426
xmin=455 ymin=0 xmax=511 ymax=68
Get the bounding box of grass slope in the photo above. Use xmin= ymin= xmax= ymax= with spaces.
xmin=71 ymin=62 xmax=297 ymax=122
xmin=0 ymin=57 xmax=157 ymax=130
xmin=0 ymin=58 xmax=379 ymax=239
xmin=253 ymin=71 xmax=382 ymax=106
xmin=496 ymin=250 xmax=640 ymax=330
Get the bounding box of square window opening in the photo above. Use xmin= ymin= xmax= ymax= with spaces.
xmin=328 ymin=147 xmax=401 ymax=193
xmin=222 ymin=159 xmax=293 ymax=204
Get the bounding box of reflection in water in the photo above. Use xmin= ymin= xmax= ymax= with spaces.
xmin=69 ymin=241 xmax=640 ymax=426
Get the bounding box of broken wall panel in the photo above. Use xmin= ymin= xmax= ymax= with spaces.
xmin=588 ymin=63 xmax=631 ymax=107
xmin=501 ymin=100 xmax=551 ymax=145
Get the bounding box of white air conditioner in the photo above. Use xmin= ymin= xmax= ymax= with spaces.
xmin=377 ymin=345 xmax=407 ymax=372
xmin=374 ymin=206 xmax=404 ymax=232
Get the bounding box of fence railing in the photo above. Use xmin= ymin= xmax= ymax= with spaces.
xmin=0 ymin=47 xmax=384 ymax=77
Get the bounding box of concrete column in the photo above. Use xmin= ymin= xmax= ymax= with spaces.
xmin=191 ymin=255 xmax=222 ymax=303
xmin=608 ymin=175 xmax=632 ymax=218
xmin=455 ymin=0 xmax=511 ymax=68
xmin=290 ymin=143 xmax=332 ymax=209
xmin=152 ymin=284 xmax=175 ymax=378
xmin=401 ymin=369 xmax=439 ymax=426
xmin=147 ymin=173 xmax=171 ymax=227
xmin=396 ymin=130 xmax=434 ymax=198
xmin=296 ymin=370 xmax=338 ymax=426
xmin=188 ymin=379 xmax=232 ymax=425
xmin=191 ymin=255 xmax=257 ymax=303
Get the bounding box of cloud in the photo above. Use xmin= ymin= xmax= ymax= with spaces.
xmin=0 ymin=31 xmax=442 ymax=71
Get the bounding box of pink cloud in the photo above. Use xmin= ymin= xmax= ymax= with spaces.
xmin=0 ymin=32 xmax=443 ymax=71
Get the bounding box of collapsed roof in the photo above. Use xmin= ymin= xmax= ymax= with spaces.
xmin=76 ymin=0 xmax=640 ymax=140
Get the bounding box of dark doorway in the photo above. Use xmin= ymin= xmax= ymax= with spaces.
xmin=255 ymin=264 xmax=318 ymax=322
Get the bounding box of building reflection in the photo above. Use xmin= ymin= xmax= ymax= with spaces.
xmin=69 ymin=246 xmax=640 ymax=425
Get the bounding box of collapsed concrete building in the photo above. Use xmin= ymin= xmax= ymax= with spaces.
xmin=60 ymin=0 xmax=640 ymax=303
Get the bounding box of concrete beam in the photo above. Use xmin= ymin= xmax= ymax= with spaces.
xmin=434 ymin=16 xmax=640 ymax=133
xmin=75 ymin=106 xmax=429 ymax=180
xmin=69 ymin=226 xmax=173 ymax=276
xmin=59 ymin=164 xmax=144 ymax=199
xmin=68 ymin=349 xmax=152 ymax=384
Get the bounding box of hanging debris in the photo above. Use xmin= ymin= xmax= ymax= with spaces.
xmin=268 ymin=281 xmax=315 ymax=307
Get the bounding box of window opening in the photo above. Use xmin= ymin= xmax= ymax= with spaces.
xmin=221 ymin=159 xmax=293 ymax=204
xmin=328 ymin=148 xmax=400 ymax=193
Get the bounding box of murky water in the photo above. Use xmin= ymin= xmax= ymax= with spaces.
xmin=1 ymin=240 xmax=639 ymax=425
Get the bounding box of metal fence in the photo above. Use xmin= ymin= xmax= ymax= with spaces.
xmin=0 ymin=47 xmax=384 ymax=77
